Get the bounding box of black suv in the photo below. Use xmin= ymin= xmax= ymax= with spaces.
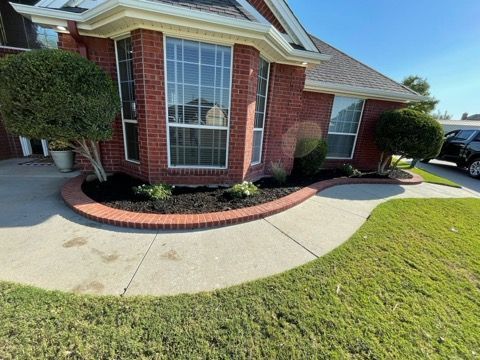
xmin=429 ymin=129 xmax=480 ymax=178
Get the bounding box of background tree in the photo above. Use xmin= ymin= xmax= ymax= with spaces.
xmin=376 ymin=109 xmax=444 ymax=174
xmin=461 ymin=112 xmax=469 ymax=120
xmin=0 ymin=49 xmax=120 ymax=182
xmin=402 ymin=75 xmax=439 ymax=114
xmin=433 ymin=110 xmax=452 ymax=120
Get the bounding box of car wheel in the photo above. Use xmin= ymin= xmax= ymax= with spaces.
xmin=468 ymin=159 xmax=480 ymax=178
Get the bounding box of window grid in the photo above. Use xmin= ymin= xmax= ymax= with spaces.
xmin=166 ymin=37 xmax=232 ymax=168
xmin=251 ymin=57 xmax=270 ymax=165
xmin=327 ymin=96 xmax=365 ymax=159
xmin=115 ymin=37 xmax=139 ymax=163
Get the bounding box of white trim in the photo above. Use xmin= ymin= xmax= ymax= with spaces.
xmin=263 ymin=0 xmax=318 ymax=52
xmin=326 ymin=96 xmax=366 ymax=160
xmin=251 ymin=57 xmax=270 ymax=166
xmin=304 ymin=79 xmax=428 ymax=103
xmin=41 ymin=139 xmax=49 ymax=156
xmin=114 ymin=37 xmax=140 ymax=164
xmin=18 ymin=136 xmax=49 ymax=157
xmin=0 ymin=45 xmax=31 ymax=52
xmin=11 ymin=0 xmax=330 ymax=66
xmin=164 ymin=36 xmax=233 ymax=170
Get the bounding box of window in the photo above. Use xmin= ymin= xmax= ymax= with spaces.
xmin=453 ymin=130 xmax=475 ymax=141
xmin=327 ymin=96 xmax=365 ymax=159
xmin=116 ymin=37 xmax=139 ymax=162
xmin=166 ymin=37 xmax=232 ymax=168
xmin=0 ymin=1 xmax=58 ymax=49
xmin=252 ymin=57 xmax=270 ymax=165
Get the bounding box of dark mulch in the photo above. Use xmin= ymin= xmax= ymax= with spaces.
xmin=82 ymin=169 xmax=412 ymax=214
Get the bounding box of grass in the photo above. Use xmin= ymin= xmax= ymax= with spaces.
xmin=398 ymin=160 xmax=462 ymax=188
xmin=1 ymin=199 xmax=480 ymax=359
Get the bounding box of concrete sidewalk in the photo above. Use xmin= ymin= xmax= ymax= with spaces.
xmin=0 ymin=158 xmax=477 ymax=296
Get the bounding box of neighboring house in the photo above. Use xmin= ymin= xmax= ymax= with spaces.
xmin=437 ymin=120 xmax=480 ymax=133
xmin=1 ymin=0 xmax=425 ymax=184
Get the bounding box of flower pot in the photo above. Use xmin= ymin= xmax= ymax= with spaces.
xmin=50 ymin=150 xmax=74 ymax=173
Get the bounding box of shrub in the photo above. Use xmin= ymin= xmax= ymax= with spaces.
xmin=270 ymin=161 xmax=287 ymax=184
xmin=133 ymin=184 xmax=172 ymax=201
xmin=293 ymin=138 xmax=328 ymax=176
xmin=341 ymin=163 xmax=362 ymax=177
xmin=228 ymin=181 xmax=259 ymax=198
xmin=48 ymin=139 xmax=72 ymax=151
xmin=0 ymin=49 xmax=120 ymax=182
xmin=376 ymin=109 xmax=444 ymax=174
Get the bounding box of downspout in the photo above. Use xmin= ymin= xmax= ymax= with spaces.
xmin=66 ymin=20 xmax=88 ymax=58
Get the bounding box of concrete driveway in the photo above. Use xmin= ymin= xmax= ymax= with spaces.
xmin=0 ymin=158 xmax=477 ymax=296
xmin=418 ymin=159 xmax=480 ymax=194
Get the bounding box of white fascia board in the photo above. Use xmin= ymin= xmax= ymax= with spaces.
xmin=264 ymin=0 xmax=318 ymax=53
xmin=11 ymin=0 xmax=330 ymax=65
xmin=304 ymin=80 xmax=430 ymax=103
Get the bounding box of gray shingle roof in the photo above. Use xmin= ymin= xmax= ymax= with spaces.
xmin=145 ymin=0 xmax=257 ymax=22
xmin=307 ymin=35 xmax=418 ymax=96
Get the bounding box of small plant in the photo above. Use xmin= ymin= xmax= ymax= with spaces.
xmin=133 ymin=184 xmax=172 ymax=200
xmin=293 ymin=137 xmax=328 ymax=177
xmin=228 ymin=181 xmax=259 ymax=198
xmin=270 ymin=161 xmax=287 ymax=184
xmin=48 ymin=139 xmax=72 ymax=151
xmin=341 ymin=163 xmax=362 ymax=177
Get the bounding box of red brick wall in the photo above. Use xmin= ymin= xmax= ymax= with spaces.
xmin=247 ymin=0 xmax=286 ymax=33
xmin=0 ymin=46 xmax=24 ymax=160
xmin=299 ymin=91 xmax=405 ymax=171
xmin=256 ymin=63 xmax=306 ymax=178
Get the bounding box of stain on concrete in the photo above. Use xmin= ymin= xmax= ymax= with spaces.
xmin=161 ymin=249 xmax=181 ymax=261
xmin=91 ymin=248 xmax=119 ymax=263
xmin=63 ymin=237 xmax=88 ymax=248
xmin=72 ymin=280 xmax=105 ymax=294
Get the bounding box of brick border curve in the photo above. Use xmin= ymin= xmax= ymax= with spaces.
xmin=61 ymin=173 xmax=423 ymax=230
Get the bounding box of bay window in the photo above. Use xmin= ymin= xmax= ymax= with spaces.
xmin=166 ymin=37 xmax=232 ymax=168
xmin=116 ymin=37 xmax=139 ymax=162
xmin=327 ymin=96 xmax=365 ymax=159
xmin=251 ymin=57 xmax=270 ymax=165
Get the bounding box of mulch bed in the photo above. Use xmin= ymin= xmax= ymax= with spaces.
xmin=82 ymin=169 xmax=412 ymax=215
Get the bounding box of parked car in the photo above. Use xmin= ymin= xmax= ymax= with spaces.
xmin=426 ymin=129 xmax=480 ymax=178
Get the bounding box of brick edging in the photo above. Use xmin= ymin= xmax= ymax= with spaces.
xmin=61 ymin=172 xmax=423 ymax=230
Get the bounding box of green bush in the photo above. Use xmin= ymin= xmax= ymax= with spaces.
xmin=270 ymin=161 xmax=287 ymax=184
xmin=133 ymin=184 xmax=172 ymax=201
xmin=293 ymin=138 xmax=328 ymax=176
xmin=376 ymin=109 xmax=444 ymax=173
xmin=0 ymin=49 xmax=120 ymax=182
xmin=228 ymin=181 xmax=259 ymax=198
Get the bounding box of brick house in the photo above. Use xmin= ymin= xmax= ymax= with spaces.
xmin=3 ymin=0 xmax=425 ymax=185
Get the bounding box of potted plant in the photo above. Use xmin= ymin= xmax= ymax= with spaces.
xmin=48 ymin=139 xmax=74 ymax=173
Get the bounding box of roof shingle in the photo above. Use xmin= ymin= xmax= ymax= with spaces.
xmin=307 ymin=35 xmax=418 ymax=96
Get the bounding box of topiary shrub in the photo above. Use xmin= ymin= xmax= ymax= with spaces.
xmin=376 ymin=108 xmax=444 ymax=174
xmin=293 ymin=137 xmax=328 ymax=177
xmin=0 ymin=49 xmax=120 ymax=182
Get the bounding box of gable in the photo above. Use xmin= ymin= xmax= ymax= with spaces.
xmin=246 ymin=0 xmax=286 ymax=33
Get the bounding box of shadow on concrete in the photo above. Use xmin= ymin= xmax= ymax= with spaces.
xmin=316 ymin=183 xmax=406 ymax=201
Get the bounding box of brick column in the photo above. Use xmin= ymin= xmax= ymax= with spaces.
xmin=229 ymin=44 xmax=260 ymax=180
xmin=131 ymin=29 xmax=166 ymax=183
xmin=262 ymin=63 xmax=306 ymax=174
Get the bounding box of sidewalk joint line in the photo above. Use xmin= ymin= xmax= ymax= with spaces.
xmin=263 ymin=218 xmax=319 ymax=259
xmin=121 ymin=231 xmax=158 ymax=296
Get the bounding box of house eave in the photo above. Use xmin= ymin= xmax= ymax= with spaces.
xmin=10 ymin=1 xmax=330 ymax=66
xmin=304 ymin=80 xmax=429 ymax=103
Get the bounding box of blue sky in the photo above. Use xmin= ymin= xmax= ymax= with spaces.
xmin=288 ymin=0 xmax=480 ymax=119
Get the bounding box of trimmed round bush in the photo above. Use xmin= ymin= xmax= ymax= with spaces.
xmin=0 ymin=49 xmax=119 ymax=141
xmin=293 ymin=138 xmax=328 ymax=176
xmin=376 ymin=108 xmax=444 ymax=163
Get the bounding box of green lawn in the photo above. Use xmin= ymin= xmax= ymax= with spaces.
xmin=1 ymin=199 xmax=480 ymax=359
xmin=398 ymin=160 xmax=462 ymax=188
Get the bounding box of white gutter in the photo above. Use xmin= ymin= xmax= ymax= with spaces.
xmin=11 ymin=0 xmax=330 ymax=64
xmin=304 ymin=79 xmax=429 ymax=103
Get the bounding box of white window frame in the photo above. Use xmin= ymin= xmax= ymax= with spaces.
xmin=164 ymin=35 xmax=233 ymax=170
xmin=326 ymin=96 xmax=366 ymax=160
xmin=114 ymin=36 xmax=140 ymax=164
xmin=251 ymin=57 xmax=270 ymax=166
